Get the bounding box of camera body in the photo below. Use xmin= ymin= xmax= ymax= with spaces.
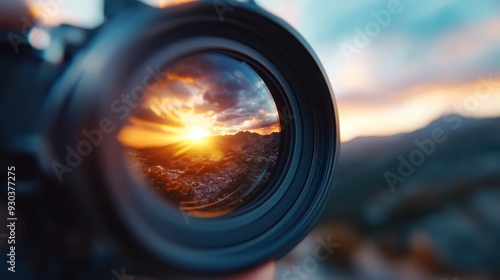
xmin=0 ymin=1 xmax=339 ymax=279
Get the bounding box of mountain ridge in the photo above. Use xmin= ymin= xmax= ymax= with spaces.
xmin=325 ymin=115 xmax=500 ymax=227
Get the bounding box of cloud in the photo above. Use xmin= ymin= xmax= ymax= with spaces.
xmin=148 ymin=80 xmax=195 ymax=101
xmin=329 ymin=15 xmax=500 ymax=104
xmin=131 ymin=53 xmax=280 ymax=138
xmin=200 ymin=88 xmax=242 ymax=113
xmin=246 ymin=118 xmax=281 ymax=131
xmin=132 ymin=104 xmax=184 ymax=128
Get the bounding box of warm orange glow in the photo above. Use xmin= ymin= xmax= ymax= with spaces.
xmin=338 ymin=78 xmax=500 ymax=142
xmin=118 ymin=53 xmax=281 ymax=153
xmin=166 ymin=73 xmax=197 ymax=84
xmin=144 ymin=0 xmax=197 ymax=8
xmin=186 ymin=126 xmax=210 ymax=142
xmin=28 ymin=4 xmax=60 ymax=26
xmin=118 ymin=53 xmax=283 ymax=217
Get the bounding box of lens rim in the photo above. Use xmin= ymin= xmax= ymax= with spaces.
xmin=41 ymin=0 xmax=339 ymax=276
xmin=106 ymin=36 xmax=304 ymax=246
xmin=120 ymin=50 xmax=287 ymax=218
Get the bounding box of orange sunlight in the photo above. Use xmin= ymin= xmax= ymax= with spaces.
xmin=338 ymin=78 xmax=500 ymax=142
xmin=117 ymin=117 xmax=214 ymax=149
xmin=118 ymin=52 xmax=281 ymax=153
xmin=142 ymin=0 xmax=197 ymax=9
xmin=186 ymin=126 xmax=210 ymax=142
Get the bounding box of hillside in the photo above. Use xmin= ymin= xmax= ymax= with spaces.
xmin=319 ymin=115 xmax=500 ymax=274
xmin=125 ymin=131 xmax=281 ymax=214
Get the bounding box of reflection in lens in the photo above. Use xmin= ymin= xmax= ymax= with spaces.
xmin=118 ymin=53 xmax=281 ymax=217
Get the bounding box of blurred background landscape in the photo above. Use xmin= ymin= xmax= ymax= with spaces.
xmin=255 ymin=0 xmax=500 ymax=279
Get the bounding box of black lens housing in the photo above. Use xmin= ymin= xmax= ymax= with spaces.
xmin=40 ymin=0 xmax=339 ymax=276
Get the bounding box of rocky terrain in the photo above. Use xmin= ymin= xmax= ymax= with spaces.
xmin=125 ymin=131 xmax=280 ymax=213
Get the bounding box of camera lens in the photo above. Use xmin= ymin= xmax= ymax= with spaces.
xmin=117 ymin=53 xmax=281 ymax=217
xmin=40 ymin=1 xmax=338 ymax=274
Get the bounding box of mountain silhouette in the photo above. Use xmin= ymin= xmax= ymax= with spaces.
xmin=125 ymin=131 xmax=281 ymax=214
xmin=321 ymin=115 xmax=500 ymax=272
xmin=327 ymin=115 xmax=500 ymax=226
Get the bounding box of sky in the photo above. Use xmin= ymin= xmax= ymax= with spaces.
xmin=118 ymin=53 xmax=280 ymax=148
xmin=23 ymin=0 xmax=104 ymax=28
xmin=23 ymin=0 xmax=500 ymax=141
xmin=257 ymin=0 xmax=500 ymax=141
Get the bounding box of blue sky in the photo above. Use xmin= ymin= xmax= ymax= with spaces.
xmin=257 ymin=0 xmax=500 ymax=140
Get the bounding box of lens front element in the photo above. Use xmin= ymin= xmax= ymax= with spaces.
xmin=118 ymin=53 xmax=281 ymax=217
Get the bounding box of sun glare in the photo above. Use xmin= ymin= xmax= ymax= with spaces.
xmin=186 ymin=127 xmax=210 ymax=142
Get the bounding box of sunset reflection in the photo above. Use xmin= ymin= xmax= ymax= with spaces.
xmin=118 ymin=53 xmax=281 ymax=217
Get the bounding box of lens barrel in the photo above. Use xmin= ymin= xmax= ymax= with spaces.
xmin=40 ymin=0 xmax=339 ymax=275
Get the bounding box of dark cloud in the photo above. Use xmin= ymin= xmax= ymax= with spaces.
xmin=139 ymin=53 xmax=280 ymax=134
xmin=215 ymin=112 xmax=245 ymax=122
xmin=245 ymin=118 xmax=281 ymax=131
xmin=172 ymin=55 xmax=219 ymax=79
xmin=150 ymin=80 xmax=194 ymax=100
xmin=182 ymin=54 xmax=273 ymax=123
xmin=201 ymin=88 xmax=241 ymax=113
xmin=132 ymin=106 xmax=184 ymax=128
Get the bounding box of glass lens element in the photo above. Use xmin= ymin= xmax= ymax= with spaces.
xmin=118 ymin=53 xmax=281 ymax=217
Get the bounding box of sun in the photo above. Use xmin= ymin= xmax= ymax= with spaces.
xmin=186 ymin=126 xmax=210 ymax=142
